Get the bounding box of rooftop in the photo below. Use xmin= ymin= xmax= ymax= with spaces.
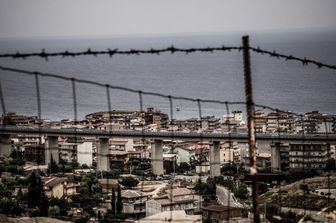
xmin=202 ymin=205 xmax=241 ymax=212
xmin=165 ymin=188 xmax=192 ymax=197
xmin=139 ymin=210 xmax=201 ymax=223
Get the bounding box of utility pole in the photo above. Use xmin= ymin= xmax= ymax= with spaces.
xmin=242 ymin=35 xmax=260 ymax=223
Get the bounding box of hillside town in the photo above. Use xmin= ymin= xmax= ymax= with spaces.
xmin=0 ymin=108 xmax=336 ymax=222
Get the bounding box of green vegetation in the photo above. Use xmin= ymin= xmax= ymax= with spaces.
xmin=194 ymin=178 xmax=217 ymax=204
xmin=265 ymin=203 xmax=311 ymax=223
xmin=214 ymin=176 xmax=249 ymax=200
xmin=119 ymin=176 xmax=139 ymax=189
xmin=284 ymin=169 xmax=319 ymax=183
xmin=72 ymin=173 xmax=102 ymax=217
xmin=220 ymin=163 xmax=247 ymax=176
xmin=48 ymin=154 xmax=59 ymax=174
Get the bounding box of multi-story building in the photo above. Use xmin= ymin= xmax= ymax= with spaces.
xmin=121 ymin=190 xmax=150 ymax=219
xmin=175 ymin=146 xmax=195 ymax=165
xmin=288 ymin=143 xmax=329 ymax=169
xmin=200 ymin=116 xmax=220 ymax=131
xmin=220 ymin=141 xmax=240 ymax=164
xmin=254 ymin=109 xmax=267 ymax=133
xmin=222 ymin=111 xmax=244 ymax=132
xmin=59 ymin=141 xmax=93 ymax=166
xmin=271 ymin=142 xmax=330 ymax=171
xmin=2 ymin=112 xmax=39 ymax=126
xmin=267 ymin=111 xmax=295 ymax=133
xmin=144 ymin=108 xmax=169 ymax=130
xmin=146 ymin=188 xmax=200 ymax=216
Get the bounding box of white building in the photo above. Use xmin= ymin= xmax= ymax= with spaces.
xmin=175 ymin=147 xmax=195 ymax=165
xmin=77 ymin=142 xmax=93 ymax=166
xmin=220 ymin=142 xmax=240 ymax=164
xmin=110 ymin=138 xmax=134 ymax=152
xmin=59 ymin=141 xmax=93 ymax=166
xmin=146 ymin=188 xmax=200 ymax=217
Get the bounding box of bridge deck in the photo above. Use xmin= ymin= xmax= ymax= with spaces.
xmin=1 ymin=125 xmax=336 ymax=142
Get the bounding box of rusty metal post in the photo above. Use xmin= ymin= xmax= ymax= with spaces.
xmin=242 ymin=35 xmax=260 ymax=223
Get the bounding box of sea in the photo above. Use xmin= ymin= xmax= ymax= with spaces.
xmin=0 ymin=30 xmax=336 ymax=121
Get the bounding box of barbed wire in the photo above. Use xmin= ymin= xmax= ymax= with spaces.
xmin=1 ymin=38 xmax=335 ymax=223
xmin=0 ymin=44 xmax=335 ymax=70
xmin=250 ymin=47 xmax=336 ymax=70
xmin=0 ymin=46 xmax=242 ymax=60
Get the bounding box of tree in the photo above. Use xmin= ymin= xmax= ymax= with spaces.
xmin=116 ymin=184 xmax=123 ymax=216
xmin=97 ymin=211 xmax=102 ymax=221
xmin=26 ymin=172 xmax=50 ymax=216
xmin=221 ymin=163 xmax=246 ymax=176
xmin=27 ymin=172 xmax=42 ymax=208
xmin=194 ymin=178 xmax=217 ymax=204
xmin=111 ymin=188 xmax=116 ymax=216
xmin=176 ymin=162 xmax=191 ymax=174
xmin=72 ymin=173 xmax=102 ymax=218
xmin=49 ymin=197 xmax=70 ymax=217
xmin=234 ymin=182 xmax=248 ymax=200
xmin=119 ymin=176 xmax=139 ymax=189
xmin=48 ymin=154 xmax=59 ymax=174
xmin=39 ymin=192 xmax=49 ymax=216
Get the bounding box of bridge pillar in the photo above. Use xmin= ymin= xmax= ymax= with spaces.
xmin=45 ymin=136 xmax=59 ymax=165
xmin=210 ymin=141 xmax=221 ymax=177
xmin=97 ymin=138 xmax=110 ymax=171
xmin=271 ymin=142 xmax=281 ymax=172
xmin=151 ymin=139 xmax=164 ymax=175
xmin=0 ymin=134 xmax=12 ymax=156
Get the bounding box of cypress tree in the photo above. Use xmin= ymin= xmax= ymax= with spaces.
xmin=49 ymin=154 xmax=59 ymax=174
xmin=116 ymin=184 xmax=122 ymax=216
xmin=27 ymin=172 xmax=40 ymax=208
xmin=39 ymin=192 xmax=49 ymax=216
xmin=111 ymin=187 xmax=116 ymax=216
xmin=27 ymin=172 xmax=49 ymax=216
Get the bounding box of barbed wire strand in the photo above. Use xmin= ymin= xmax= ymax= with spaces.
xmin=249 ymin=47 xmax=336 ymax=70
xmin=1 ymin=45 xmax=336 ymax=70
xmin=0 ymin=46 xmax=242 ymax=59
xmin=0 ymin=63 xmax=335 ymax=222
xmin=0 ymin=64 xmax=307 ymax=119
xmin=0 ymin=40 xmax=335 ymax=223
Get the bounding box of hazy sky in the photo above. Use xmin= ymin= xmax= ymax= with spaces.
xmin=0 ymin=0 xmax=336 ymax=38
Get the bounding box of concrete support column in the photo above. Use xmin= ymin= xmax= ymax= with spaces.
xmin=151 ymin=139 xmax=164 ymax=175
xmin=210 ymin=141 xmax=221 ymax=177
xmin=271 ymin=142 xmax=281 ymax=172
xmin=45 ymin=136 xmax=59 ymax=165
xmin=97 ymin=138 xmax=110 ymax=171
xmin=0 ymin=134 xmax=12 ymax=156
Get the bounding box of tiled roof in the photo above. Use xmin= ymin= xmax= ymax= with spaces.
xmin=202 ymin=205 xmax=240 ymax=212
xmin=165 ymin=188 xmax=192 ymax=196
xmin=121 ymin=190 xmax=143 ymax=198
xmin=43 ymin=177 xmax=67 ymax=188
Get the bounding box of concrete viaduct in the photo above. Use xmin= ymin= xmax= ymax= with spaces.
xmin=1 ymin=125 xmax=336 ymax=176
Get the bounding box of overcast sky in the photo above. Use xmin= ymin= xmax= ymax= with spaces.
xmin=0 ymin=0 xmax=336 ymax=38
